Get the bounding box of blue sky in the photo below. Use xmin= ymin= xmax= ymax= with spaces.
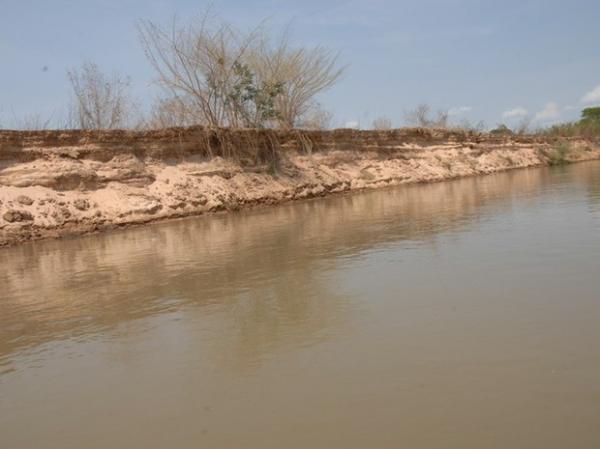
xmin=1 ymin=0 xmax=599 ymax=129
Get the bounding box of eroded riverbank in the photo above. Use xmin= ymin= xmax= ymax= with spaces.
xmin=1 ymin=127 xmax=599 ymax=246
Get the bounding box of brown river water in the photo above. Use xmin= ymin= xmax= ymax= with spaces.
xmin=1 ymin=161 xmax=599 ymax=449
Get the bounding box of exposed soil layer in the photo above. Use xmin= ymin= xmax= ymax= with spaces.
xmin=1 ymin=127 xmax=599 ymax=247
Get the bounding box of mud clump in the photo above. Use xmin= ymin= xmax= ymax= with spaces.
xmin=16 ymin=195 xmax=34 ymax=206
xmin=73 ymin=199 xmax=90 ymax=211
xmin=3 ymin=210 xmax=34 ymax=223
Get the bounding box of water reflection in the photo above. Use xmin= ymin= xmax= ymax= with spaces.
xmin=3 ymin=163 xmax=596 ymax=365
xmin=1 ymin=161 xmax=600 ymax=449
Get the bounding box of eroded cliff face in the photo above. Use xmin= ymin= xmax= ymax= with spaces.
xmin=1 ymin=127 xmax=599 ymax=246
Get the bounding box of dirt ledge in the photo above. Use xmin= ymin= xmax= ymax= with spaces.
xmin=1 ymin=127 xmax=599 ymax=247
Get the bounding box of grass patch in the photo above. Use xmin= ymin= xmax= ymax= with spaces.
xmin=547 ymin=141 xmax=572 ymax=166
xmin=542 ymin=118 xmax=600 ymax=142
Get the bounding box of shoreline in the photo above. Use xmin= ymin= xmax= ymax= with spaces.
xmin=1 ymin=127 xmax=599 ymax=247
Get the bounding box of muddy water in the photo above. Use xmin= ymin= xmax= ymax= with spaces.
xmin=1 ymin=162 xmax=600 ymax=449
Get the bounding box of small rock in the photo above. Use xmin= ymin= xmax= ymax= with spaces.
xmin=168 ymin=202 xmax=186 ymax=210
xmin=3 ymin=210 xmax=34 ymax=223
xmin=128 ymin=200 xmax=162 ymax=216
xmin=145 ymin=203 xmax=162 ymax=215
xmin=16 ymin=195 xmax=34 ymax=206
xmin=73 ymin=199 xmax=90 ymax=211
xmin=61 ymin=207 xmax=71 ymax=219
xmin=191 ymin=196 xmax=208 ymax=206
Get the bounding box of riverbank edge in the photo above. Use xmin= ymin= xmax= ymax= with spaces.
xmin=1 ymin=127 xmax=599 ymax=247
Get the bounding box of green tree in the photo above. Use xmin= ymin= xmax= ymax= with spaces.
xmin=581 ymin=107 xmax=600 ymax=122
xmin=490 ymin=124 xmax=514 ymax=135
xmin=228 ymin=62 xmax=283 ymax=128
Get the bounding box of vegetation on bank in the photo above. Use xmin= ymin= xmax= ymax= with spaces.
xmin=545 ymin=142 xmax=572 ymax=165
xmin=487 ymin=107 xmax=600 ymax=142
xmin=543 ymin=107 xmax=600 ymax=140
xmin=1 ymin=4 xmax=598 ymax=139
xmin=3 ymin=9 xmax=345 ymax=132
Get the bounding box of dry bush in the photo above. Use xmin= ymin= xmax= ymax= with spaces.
xmin=372 ymin=116 xmax=392 ymax=130
xmin=142 ymin=96 xmax=199 ymax=129
xmin=453 ymin=118 xmax=486 ymax=132
xmin=138 ymin=11 xmax=345 ymax=129
xmin=67 ymin=62 xmax=132 ymax=129
xmin=138 ymin=11 xmax=261 ymax=127
xmin=12 ymin=113 xmax=53 ymax=130
xmin=404 ymin=104 xmax=430 ymax=127
xmin=514 ymin=116 xmax=532 ymax=135
xmin=404 ymin=104 xmax=449 ymax=128
xmin=296 ymin=103 xmax=334 ymax=130
xmin=249 ymin=31 xmax=345 ymax=128
xmin=435 ymin=110 xmax=449 ymax=128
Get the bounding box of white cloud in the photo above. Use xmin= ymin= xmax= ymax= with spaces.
xmin=534 ymin=102 xmax=560 ymax=122
xmin=344 ymin=121 xmax=360 ymax=129
xmin=581 ymin=85 xmax=600 ymax=104
xmin=448 ymin=106 xmax=472 ymax=116
xmin=502 ymin=107 xmax=528 ymax=119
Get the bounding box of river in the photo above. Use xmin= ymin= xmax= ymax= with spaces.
xmin=1 ymin=161 xmax=599 ymax=449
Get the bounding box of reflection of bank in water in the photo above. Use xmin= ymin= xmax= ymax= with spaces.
xmin=0 ymin=161 xmax=587 ymax=366
xmin=1 ymin=161 xmax=600 ymax=449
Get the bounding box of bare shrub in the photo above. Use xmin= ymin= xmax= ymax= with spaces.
xmin=142 ymin=96 xmax=199 ymax=129
xmin=67 ymin=62 xmax=132 ymax=129
xmin=138 ymin=12 xmax=260 ymax=127
xmin=454 ymin=118 xmax=486 ymax=132
xmin=435 ymin=110 xmax=449 ymax=128
xmin=404 ymin=104 xmax=449 ymax=128
xmin=13 ymin=113 xmax=53 ymax=130
xmin=138 ymin=13 xmax=290 ymax=128
xmin=404 ymin=104 xmax=431 ymax=127
xmin=296 ymin=103 xmax=334 ymax=130
xmin=513 ymin=116 xmax=532 ymax=135
xmin=249 ymin=31 xmax=345 ymax=128
xmin=372 ymin=116 xmax=392 ymax=130
xmin=138 ymin=12 xmax=345 ymax=129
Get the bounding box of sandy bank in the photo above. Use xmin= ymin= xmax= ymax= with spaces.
xmin=1 ymin=127 xmax=599 ymax=247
